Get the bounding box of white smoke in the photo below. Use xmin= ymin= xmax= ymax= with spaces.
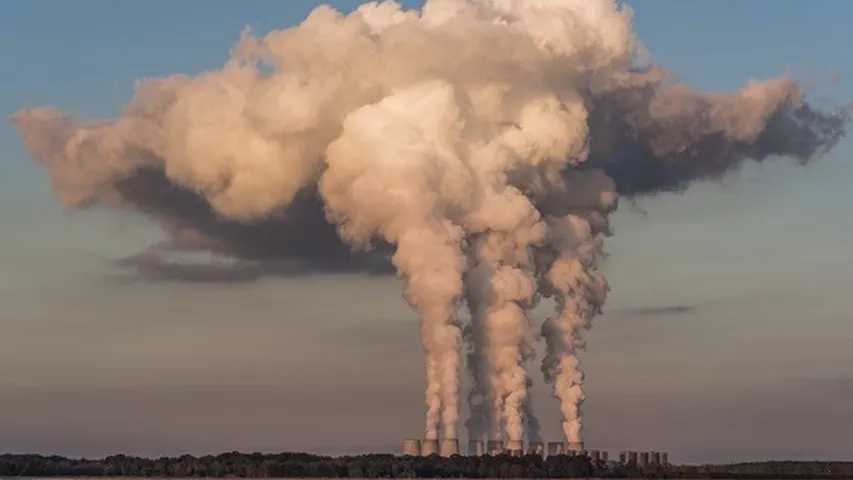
xmin=11 ymin=0 xmax=845 ymax=446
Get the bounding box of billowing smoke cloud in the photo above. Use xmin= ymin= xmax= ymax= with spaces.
xmin=12 ymin=0 xmax=846 ymax=446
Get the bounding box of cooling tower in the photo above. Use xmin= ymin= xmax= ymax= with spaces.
xmin=601 ymin=451 xmax=609 ymax=462
xmin=547 ymin=442 xmax=565 ymax=456
xmin=421 ymin=439 xmax=439 ymax=456
xmin=651 ymin=451 xmax=661 ymax=465
xmin=567 ymin=441 xmax=584 ymax=455
xmin=628 ymin=451 xmax=638 ymax=465
xmin=619 ymin=451 xmax=627 ymax=464
xmin=468 ymin=440 xmax=485 ymax=456
xmin=439 ymin=438 xmax=459 ymax=457
xmin=506 ymin=440 xmax=523 ymax=457
xmin=402 ymin=439 xmax=421 ymax=456
xmin=590 ymin=450 xmax=601 ymax=462
xmin=487 ymin=440 xmax=505 ymax=455
xmin=662 ymin=452 xmax=669 ymax=466
xmin=528 ymin=441 xmax=545 ymax=456
xmin=639 ymin=451 xmax=650 ymax=467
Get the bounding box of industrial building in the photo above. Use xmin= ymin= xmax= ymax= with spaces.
xmin=487 ymin=440 xmax=504 ymax=456
xmin=527 ymin=441 xmax=545 ymax=456
xmin=403 ymin=438 xmax=669 ymax=469
xmin=547 ymin=441 xmax=565 ymax=456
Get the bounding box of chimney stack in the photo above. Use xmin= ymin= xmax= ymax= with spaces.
xmin=402 ymin=439 xmax=421 ymax=456
xmin=421 ymin=439 xmax=439 ymax=456
xmin=566 ymin=441 xmax=584 ymax=455
xmin=506 ymin=440 xmax=523 ymax=457
xmin=651 ymin=451 xmax=661 ymax=465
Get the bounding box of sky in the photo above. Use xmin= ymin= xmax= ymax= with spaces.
xmin=1 ymin=0 xmax=852 ymax=464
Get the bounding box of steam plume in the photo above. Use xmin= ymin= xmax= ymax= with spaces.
xmin=12 ymin=0 xmax=846 ymax=445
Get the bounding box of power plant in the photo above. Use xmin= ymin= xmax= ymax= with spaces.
xmin=402 ymin=438 xmax=670 ymax=469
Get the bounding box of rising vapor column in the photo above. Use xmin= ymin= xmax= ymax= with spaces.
xmin=319 ymin=81 xmax=469 ymax=441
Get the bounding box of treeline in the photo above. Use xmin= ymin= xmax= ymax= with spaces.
xmin=2 ymin=452 xmax=851 ymax=478
xmin=671 ymin=461 xmax=853 ymax=479
xmin=0 ymin=452 xmax=634 ymax=478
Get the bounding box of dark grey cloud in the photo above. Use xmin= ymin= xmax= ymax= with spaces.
xmin=115 ymin=80 xmax=849 ymax=284
xmin=115 ymin=249 xmax=392 ymax=284
xmin=11 ymin=59 xmax=847 ymax=289
xmin=584 ymin=75 xmax=849 ymax=196
xmin=615 ymin=304 xmax=695 ymax=317
xmin=112 ymin=168 xmax=394 ymax=280
xmin=13 ymin=70 xmax=847 ymax=286
xmin=116 ymin=251 xmax=266 ymax=284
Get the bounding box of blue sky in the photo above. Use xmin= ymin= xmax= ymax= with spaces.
xmin=1 ymin=0 xmax=851 ymax=463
